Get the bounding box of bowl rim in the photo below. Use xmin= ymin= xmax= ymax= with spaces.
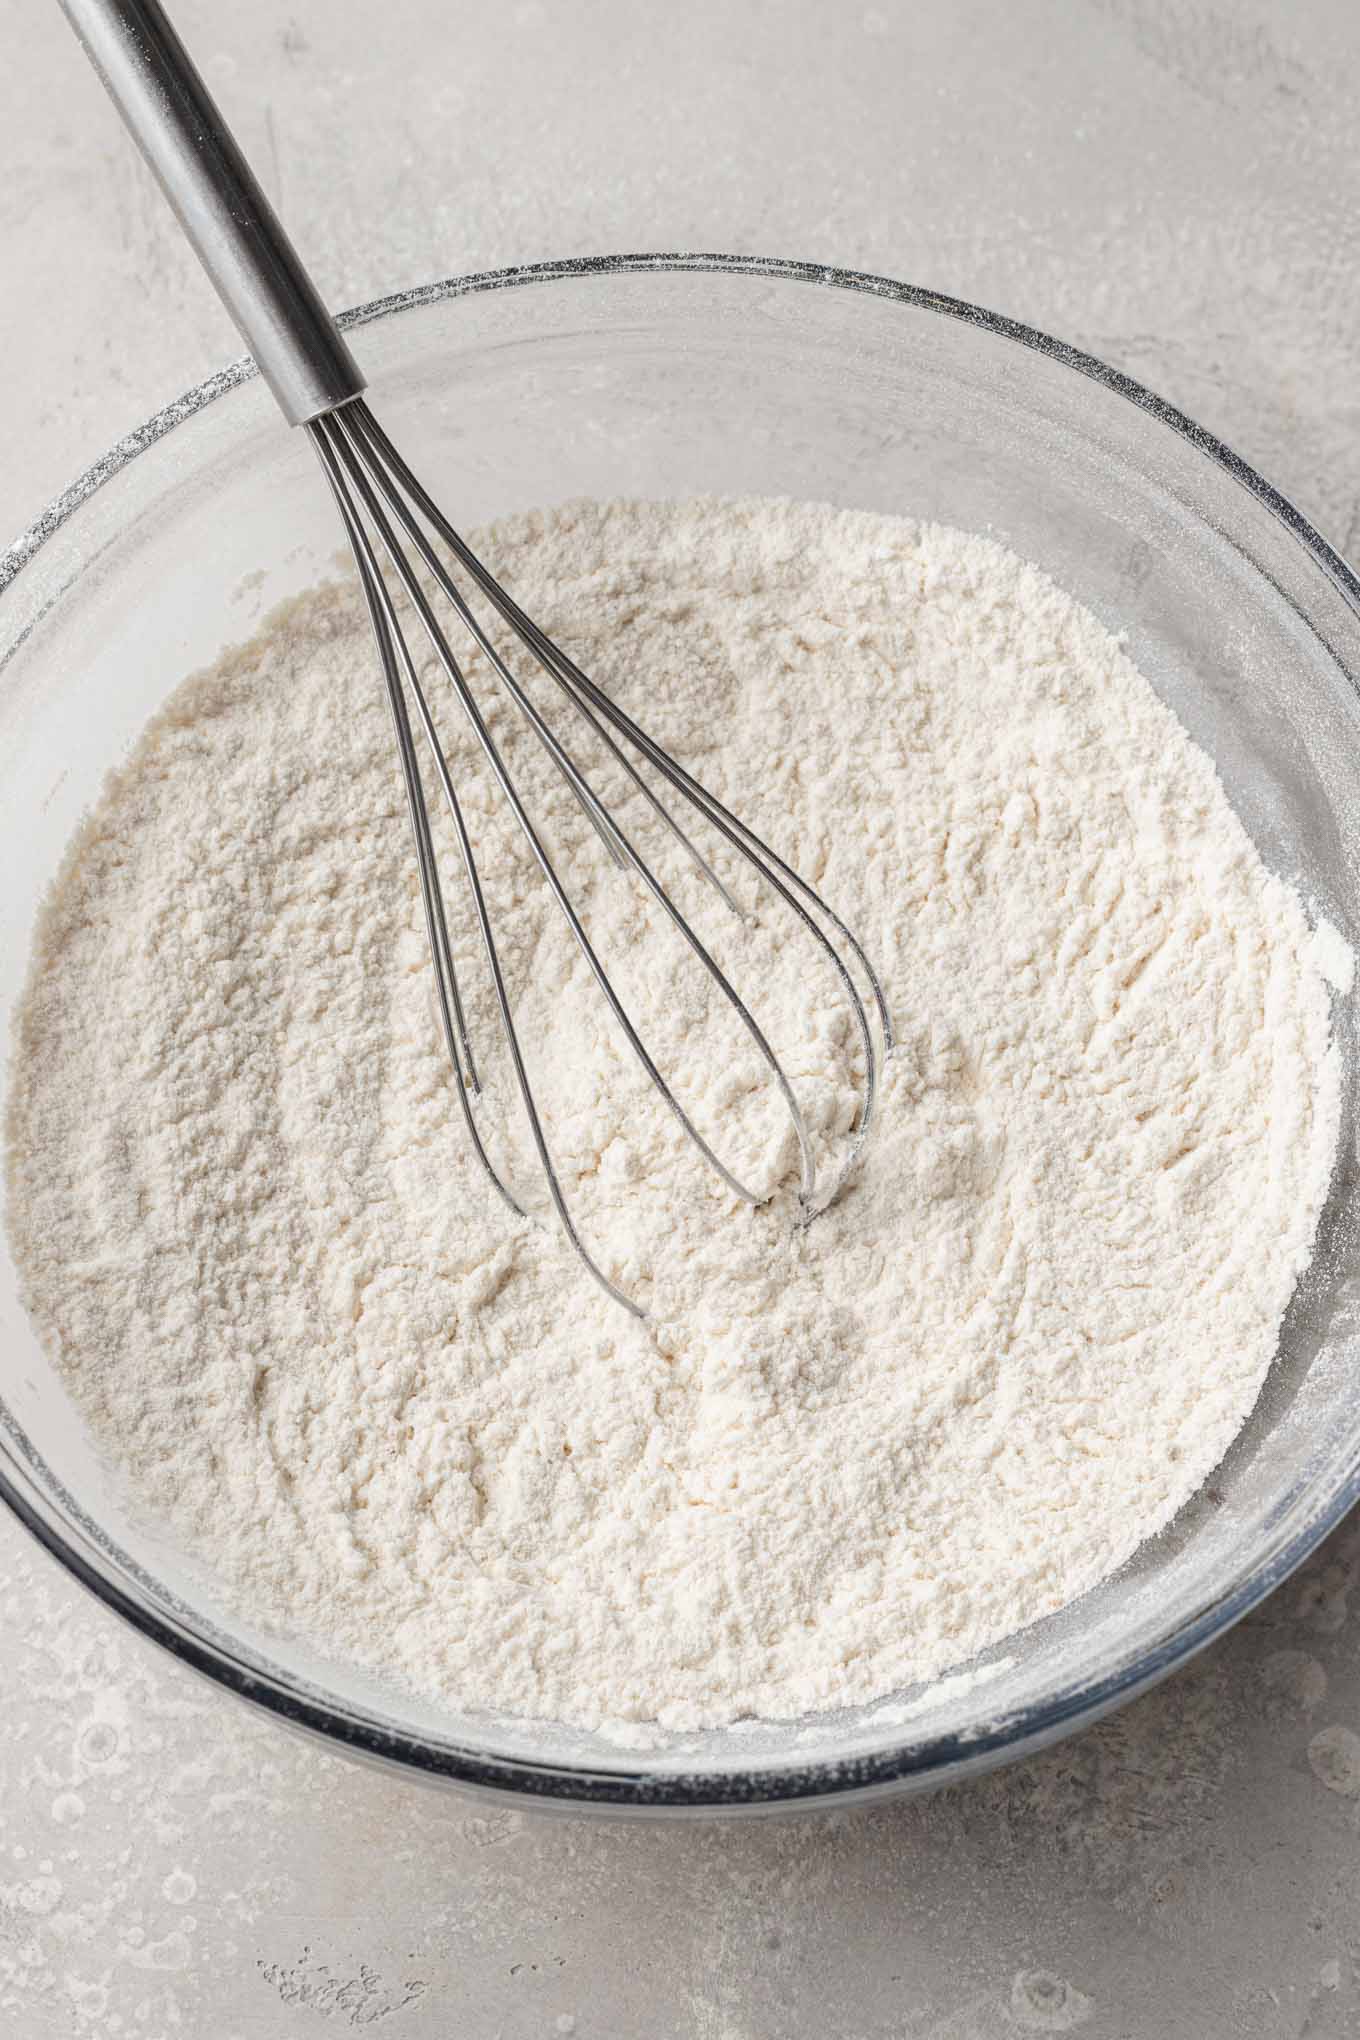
xmin=4 ymin=249 xmax=1360 ymax=1811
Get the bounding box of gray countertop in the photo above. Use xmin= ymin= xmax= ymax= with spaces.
xmin=4 ymin=2 xmax=1360 ymax=2033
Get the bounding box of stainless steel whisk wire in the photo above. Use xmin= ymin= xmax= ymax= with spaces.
xmin=312 ymin=401 xmax=894 ymax=1311
xmin=61 ymin=0 xmax=895 ymax=1316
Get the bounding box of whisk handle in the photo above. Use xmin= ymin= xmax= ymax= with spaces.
xmin=58 ymin=0 xmax=365 ymax=427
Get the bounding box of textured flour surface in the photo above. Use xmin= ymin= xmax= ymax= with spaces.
xmin=4 ymin=496 xmax=1349 ymax=1732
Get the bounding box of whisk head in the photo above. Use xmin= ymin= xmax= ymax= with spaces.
xmin=308 ymin=400 xmax=894 ymax=1316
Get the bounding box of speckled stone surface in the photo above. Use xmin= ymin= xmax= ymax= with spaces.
xmin=5 ymin=1 xmax=1360 ymax=2033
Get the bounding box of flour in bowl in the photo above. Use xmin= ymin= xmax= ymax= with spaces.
xmin=4 ymin=496 xmax=1349 ymax=1730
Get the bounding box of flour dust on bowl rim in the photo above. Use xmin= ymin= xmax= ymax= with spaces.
xmin=3 ymin=255 xmax=1360 ymax=1815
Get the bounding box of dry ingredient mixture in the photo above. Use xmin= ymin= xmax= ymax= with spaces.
xmin=5 ymin=497 xmax=1350 ymax=1732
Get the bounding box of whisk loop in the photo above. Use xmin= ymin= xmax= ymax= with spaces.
xmin=309 ymin=400 xmax=893 ymax=1314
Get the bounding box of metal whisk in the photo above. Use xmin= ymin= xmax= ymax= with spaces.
xmin=62 ymin=0 xmax=893 ymax=1314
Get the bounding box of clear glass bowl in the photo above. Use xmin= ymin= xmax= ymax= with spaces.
xmin=4 ymin=255 xmax=1360 ymax=1815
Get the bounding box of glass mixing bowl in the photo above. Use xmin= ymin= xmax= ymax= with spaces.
xmin=4 ymin=255 xmax=1360 ymax=1814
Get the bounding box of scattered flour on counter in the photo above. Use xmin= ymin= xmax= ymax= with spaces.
xmin=4 ymin=496 xmax=1349 ymax=1731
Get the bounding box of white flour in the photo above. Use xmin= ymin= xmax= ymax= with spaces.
xmin=5 ymin=496 xmax=1349 ymax=1731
